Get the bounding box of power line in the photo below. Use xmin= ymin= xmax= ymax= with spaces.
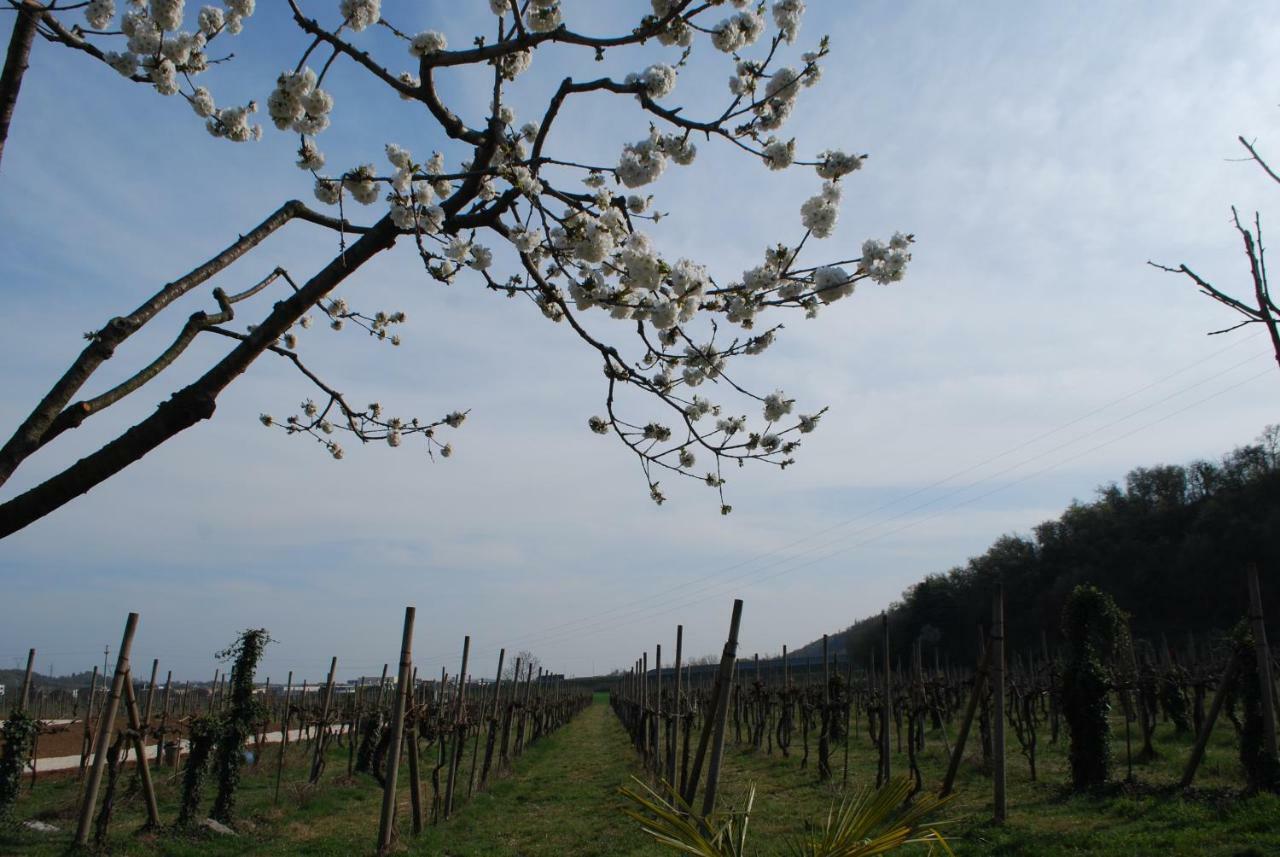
xmin=442 ymin=344 xmax=1272 ymax=661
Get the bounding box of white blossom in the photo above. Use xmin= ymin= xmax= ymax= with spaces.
xmin=763 ymin=390 xmax=792 ymax=422
xmin=813 ymin=265 xmax=854 ymax=304
xmin=150 ymin=0 xmax=184 ymax=32
xmin=104 ymin=51 xmax=137 ymax=78
xmin=409 ymin=30 xmax=447 ymax=57
xmin=527 ymin=0 xmax=561 ymax=32
xmin=297 ymin=140 xmax=324 ymax=171
xmin=816 ymin=149 xmax=863 ymax=180
xmin=190 ymin=85 xmax=215 ymax=117
xmin=711 ymin=10 xmax=765 ymax=53
xmin=762 ymin=137 xmax=795 ymax=170
xmin=149 ymin=58 xmax=179 ymax=95
xmin=314 ymin=177 xmax=341 ymax=205
xmin=86 ymin=0 xmax=116 ymax=30
xmin=197 ymin=5 xmax=224 ymax=35
xmin=772 ymin=0 xmax=804 ymax=43
xmin=800 ymin=181 xmax=840 ymax=238
xmin=339 ymin=0 xmax=380 ymax=31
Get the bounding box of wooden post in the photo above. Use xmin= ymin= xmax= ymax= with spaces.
xmin=275 ymin=672 xmax=293 ymax=804
xmin=1181 ymin=650 xmax=1242 ymax=788
xmin=655 ymin=644 xmax=663 ymax=778
xmin=1247 ymin=562 xmax=1278 ymax=761
xmin=79 ymin=665 xmax=100 ymax=779
xmin=670 ymin=625 xmax=682 ymax=792
xmin=479 ymin=648 xmax=504 ymax=789
xmin=121 ymin=675 xmax=160 ymax=829
xmin=941 ymin=639 xmax=993 ymax=797
xmin=684 ymin=599 xmax=743 ymax=815
xmin=377 ymin=607 xmax=415 ymax=855
xmin=843 ymin=631 xmax=854 ymax=789
xmin=992 ymin=586 xmax=1007 ymax=823
xmin=881 ymin=612 xmax=891 ymax=785
xmin=17 ymin=648 xmax=34 ymax=712
xmin=309 ymin=657 xmax=337 ymax=784
xmin=75 ymin=612 xmax=138 ymax=847
xmin=444 ymin=636 xmax=470 ymax=818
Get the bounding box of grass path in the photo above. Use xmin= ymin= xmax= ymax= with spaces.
xmin=410 ymin=694 xmax=664 ymax=856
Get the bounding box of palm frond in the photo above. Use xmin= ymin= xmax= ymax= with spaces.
xmin=619 ymin=777 xmax=755 ymax=857
xmin=785 ymin=777 xmax=953 ymax=857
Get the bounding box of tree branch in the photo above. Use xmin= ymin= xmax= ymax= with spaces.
xmin=0 ymin=201 xmax=348 ymax=488
xmin=0 ymin=216 xmax=400 ymax=538
xmin=0 ymin=0 xmax=41 ymax=172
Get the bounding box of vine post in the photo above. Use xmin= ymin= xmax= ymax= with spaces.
xmin=1181 ymin=649 xmax=1243 ymax=788
xmin=17 ymin=649 xmax=34 ymax=713
xmin=77 ymin=665 xmax=99 ymax=779
xmin=670 ymin=625 xmax=683 ymax=793
xmin=274 ymin=671 xmax=292 ymax=804
xmin=881 ymin=612 xmax=891 ymax=787
xmin=940 ymin=634 xmax=992 ymax=797
xmin=444 ymin=635 xmax=470 ymax=818
xmin=377 ymin=606 xmax=415 ymax=856
xmin=75 ymin=611 xmax=138 ymax=847
xmin=121 ymin=674 xmax=160 ymax=829
xmin=1246 ymin=562 xmax=1278 ymax=761
xmin=992 ymin=586 xmax=1007 ymax=823
xmin=655 ymin=644 xmax=663 ymax=779
xmin=308 ymin=656 xmax=337 ymax=784
xmin=699 ymin=598 xmax=744 ymax=816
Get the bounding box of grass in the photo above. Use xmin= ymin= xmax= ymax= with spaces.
xmin=0 ymin=693 xmax=1276 ymax=855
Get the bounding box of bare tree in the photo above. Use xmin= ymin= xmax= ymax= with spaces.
xmin=1152 ymin=136 xmax=1279 ymax=371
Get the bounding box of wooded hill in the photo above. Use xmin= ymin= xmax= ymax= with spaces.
xmin=794 ymin=426 xmax=1280 ymax=665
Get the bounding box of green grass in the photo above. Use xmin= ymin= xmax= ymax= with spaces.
xmin=0 ymin=694 xmax=1276 ymax=855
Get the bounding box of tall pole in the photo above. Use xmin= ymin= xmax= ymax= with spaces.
xmin=992 ymin=586 xmax=1007 ymax=823
xmin=689 ymin=599 xmax=743 ymax=816
xmin=377 ymin=606 xmax=415 ymax=855
xmin=1247 ymin=562 xmax=1278 ymax=760
xmin=75 ymin=612 xmax=138 ymax=847
xmin=670 ymin=625 xmax=682 ymax=791
xmin=17 ymin=648 xmax=34 ymax=712
xmin=881 ymin=612 xmax=891 ymax=785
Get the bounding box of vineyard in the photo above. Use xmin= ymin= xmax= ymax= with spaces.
xmin=2 ymin=569 xmax=1279 ymax=855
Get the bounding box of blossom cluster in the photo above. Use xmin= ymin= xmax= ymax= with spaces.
xmin=49 ymin=0 xmax=915 ymax=509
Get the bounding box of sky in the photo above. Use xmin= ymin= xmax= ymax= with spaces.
xmin=1 ymin=1 xmax=1278 ymax=685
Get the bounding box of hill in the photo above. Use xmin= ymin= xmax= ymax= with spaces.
xmin=792 ymin=426 xmax=1280 ymax=665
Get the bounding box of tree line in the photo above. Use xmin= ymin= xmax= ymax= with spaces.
xmin=800 ymin=426 xmax=1280 ymax=663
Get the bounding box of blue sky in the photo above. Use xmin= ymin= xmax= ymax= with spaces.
xmin=2 ymin=1 xmax=1278 ymax=683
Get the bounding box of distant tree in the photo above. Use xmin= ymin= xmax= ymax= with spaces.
xmin=504 ymin=650 xmax=540 ymax=683
xmin=0 ymin=1 xmax=913 ymax=538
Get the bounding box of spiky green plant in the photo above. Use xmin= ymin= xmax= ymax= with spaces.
xmin=621 ymin=778 xmax=755 ymax=857
xmin=620 ymin=776 xmax=951 ymax=857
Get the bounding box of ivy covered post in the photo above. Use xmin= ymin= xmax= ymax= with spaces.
xmin=210 ymin=629 xmax=272 ymax=824
xmin=1231 ymin=620 xmax=1280 ymax=793
xmin=1246 ymin=563 xmax=1278 ymax=763
xmin=1060 ymin=586 xmax=1128 ymax=791
xmin=0 ymin=708 xmax=37 ymax=826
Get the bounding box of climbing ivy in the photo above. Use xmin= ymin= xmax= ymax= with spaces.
xmin=177 ymin=714 xmax=218 ymax=827
xmin=209 ymin=628 xmax=271 ymax=824
xmin=1231 ymin=620 xmax=1280 ymax=793
xmin=0 ymin=711 xmax=38 ymax=825
xmin=1061 ymin=584 xmax=1128 ymax=791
